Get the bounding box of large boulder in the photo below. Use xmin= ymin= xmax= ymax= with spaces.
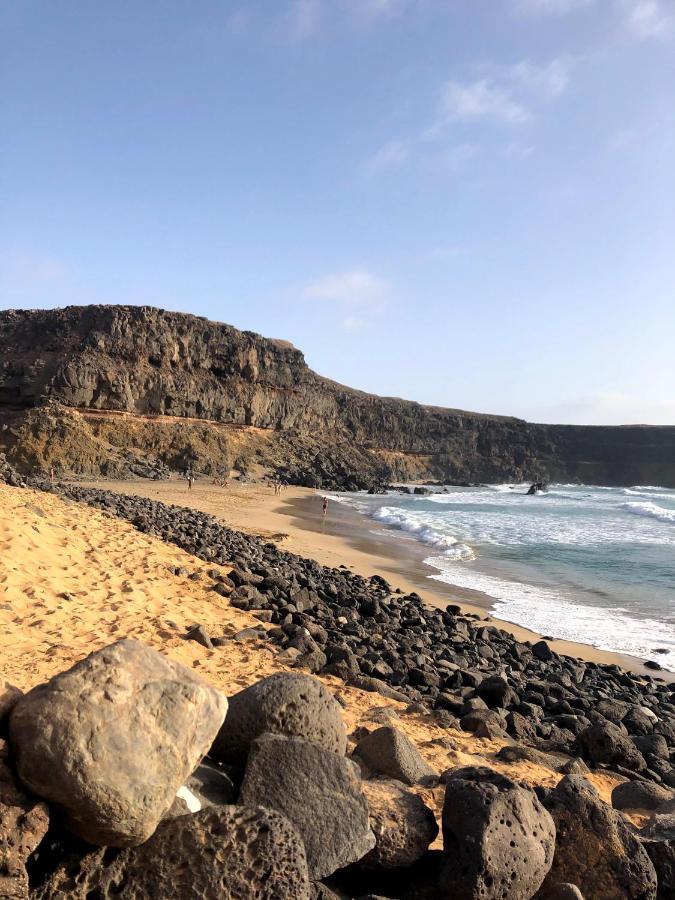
xmin=239 ymin=733 xmax=375 ymax=879
xmin=440 ymin=766 xmax=555 ymax=900
xmin=353 ymin=726 xmax=438 ymax=786
xmin=577 ymin=722 xmax=646 ymax=771
xmin=33 ymin=804 xmax=311 ymax=899
xmin=0 ymin=739 xmax=50 ymax=899
xmin=360 ymin=779 xmax=439 ymax=870
xmin=9 ymin=639 xmax=227 ymax=846
xmin=211 ymin=672 xmax=346 ymax=765
xmin=539 ymin=775 xmax=657 ymax=899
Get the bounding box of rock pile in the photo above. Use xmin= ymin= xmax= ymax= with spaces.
xmin=1 ymin=634 xmax=674 ymax=898
xmin=40 ymin=482 xmax=675 ymax=796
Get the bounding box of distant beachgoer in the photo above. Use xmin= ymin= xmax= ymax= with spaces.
xmin=49 ymin=467 xmax=54 ymax=484
xmin=322 ymin=496 xmax=328 ymax=516
xmin=188 ymin=472 xmax=194 ymax=491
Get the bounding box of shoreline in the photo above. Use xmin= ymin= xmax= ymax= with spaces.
xmin=76 ymin=478 xmax=670 ymax=678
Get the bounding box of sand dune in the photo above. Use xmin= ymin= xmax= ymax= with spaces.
xmin=0 ymin=482 xmax=626 ymax=836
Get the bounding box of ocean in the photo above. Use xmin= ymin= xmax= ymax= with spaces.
xmin=332 ymin=483 xmax=675 ymax=672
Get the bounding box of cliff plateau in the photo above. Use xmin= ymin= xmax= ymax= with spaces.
xmin=1 ymin=305 xmax=674 ymax=488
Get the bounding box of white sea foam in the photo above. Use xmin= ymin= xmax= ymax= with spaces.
xmin=425 ymin=555 xmax=675 ymax=670
xmin=372 ymin=506 xmax=476 ymax=560
xmin=622 ymin=501 xmax=675 ymax=524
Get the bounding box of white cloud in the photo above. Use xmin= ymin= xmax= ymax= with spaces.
xmin=303 ymin=268 xmax=389 ymax=332
xmin=285 ymin=0 xmax=321 ymax=41
xmin=366 ymin=139 xmax=410 ymax=171
xmin=510 ymin=58 xmax=571 ymax=98
xmin=434 ymin=78 xmax=531 ymax=128
xmin=623 ymin=0 xmax=674 ymax=39
xmin=346 ymin=0 xmax=409 ymax=21
xmin=513 ymin=0 xmax=594 ymax=16
xmin=304 ymin=268 xmax=389 ymax=308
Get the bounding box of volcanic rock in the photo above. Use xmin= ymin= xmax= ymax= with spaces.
xmin=211 ymin=672 xmax=346 ymax=765
xmin=9 ymin=639 xmax=227 ymax=846
xmin=353 ymin=726 xmax=438 ymax=786
xmin=360 ymin=779 xmax=439 ymax=870
xmin=539 ymin=775 xmax=657 ymax=899
xmin=440 ymin=766 xmax=555 ymax=899
xmin=34 ymin=804 xmax=311 ymax=899
xmin=239 ymin=733 xmax=374 ymax=879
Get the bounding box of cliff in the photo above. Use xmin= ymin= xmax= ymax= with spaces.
xmin=1 ymin=305 xmax=674 ymax=487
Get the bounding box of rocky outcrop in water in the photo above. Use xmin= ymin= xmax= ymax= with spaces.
xmin=2 ymin=305 xmax=675 ymax=487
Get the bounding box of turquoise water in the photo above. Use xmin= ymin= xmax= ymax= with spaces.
xmin=335 ymin=484 xmax=675 ymax=671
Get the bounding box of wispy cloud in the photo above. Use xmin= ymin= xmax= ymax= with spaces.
xmin=285 ymin=0 xmax=321 ymax=41
xmin=433 ymin=79 xmax=531 ymax=129
xmin=513 ymin=0 xmax=595 ymax=16
xmin=510 ymin=58 xmax=571 ymax=98
xmin=622 ymin=0 xmax=674 ymax=39
xmin=428 ymin=57 xmax=571 ymax=134
xmin=303 ymin=267 xmax=389 ymax=331
xmin=366 ymin=139 xmax=410 ymax=172
xmin=346 ymin=0 xmax=410 ymax=22
xmin=368 ymin=55 xmax=570 ymax=174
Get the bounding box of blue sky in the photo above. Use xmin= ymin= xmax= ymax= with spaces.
xmin=1 ymin=1 xmax=674 ymax=424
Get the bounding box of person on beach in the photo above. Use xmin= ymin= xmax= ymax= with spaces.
xmin=187 ymin=471 xmax=194 ymax=491
xmin=322 ymin=496 xmax=328 ymax=517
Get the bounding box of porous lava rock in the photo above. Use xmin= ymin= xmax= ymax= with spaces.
xmin=440 ymin=766 xmax=555 ymax=900
xmin=353 ymin=726 xmax=438 ymax=786
xmin=33 ymin=804 xmax=311 ymax=899
xmin=239 ymin=733 xmax=374 ymax=879
xmin=360 ymin=778 xmax=439 ymax=870
xmin=211 ymin=671 xmax=346 ymax=765
xmin=539 ymin=775 xmax=657 ymax=899
xmin=576 ymin=721 xmax=646 ymax=771
xmin=9 ymin=639 xmax=227 ymax=846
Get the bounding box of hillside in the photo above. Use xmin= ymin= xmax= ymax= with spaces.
xmin=1 ymin=305 xmax=674 ymax=487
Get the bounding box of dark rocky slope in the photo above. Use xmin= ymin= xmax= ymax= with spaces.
xmin=1 ymin=305 xmax=674 ymax=487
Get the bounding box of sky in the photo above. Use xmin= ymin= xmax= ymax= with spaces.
xmin=1 ymin=0 xmax=674 ymax=425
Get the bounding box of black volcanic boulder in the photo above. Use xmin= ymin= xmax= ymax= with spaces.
xmin=239 ymin=733 xmax=375 ymax=879
xmin=612 ymin=780 xmax=674 ymax=812
xmin=0 ymin=738 xmax=50 ymax=899
xmin=539 ymin=775 xmax=657 ymax=899
xmin=476 ymin=674 xmax=518 ymax=709
xmin=576 ymin=721 xmax=646 ymax=771
xmin=33 ymin=805 xmax=311 ymax=899
xmin=353 ymin=726 xmax=438 ymax=786
xmin=211 ymin=672 xmax=346 ymax=765
xmin=9 ymin=639 xmax=227 ymax=846
xmin=440 ymin=766 xmax=555 ymax=899
xmin=360 ymin=779 xmax=439 ymax=870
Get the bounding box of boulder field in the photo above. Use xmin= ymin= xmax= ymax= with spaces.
xmin=0 ymin=642 xmax=672 ymax=899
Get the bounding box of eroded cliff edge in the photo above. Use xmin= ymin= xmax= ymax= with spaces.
xmin=1 ymin=305 xmax=674 ymax=487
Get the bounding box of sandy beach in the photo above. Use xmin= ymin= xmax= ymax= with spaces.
xmin=75 ymin=477 xmax=668 ymax=677
xmin=1 ymin=480 xmax=638 ymax=842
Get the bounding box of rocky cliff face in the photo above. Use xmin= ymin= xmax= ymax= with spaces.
xmin=1 ymin=305 xmax=674 ymax=487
